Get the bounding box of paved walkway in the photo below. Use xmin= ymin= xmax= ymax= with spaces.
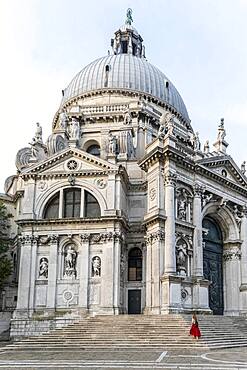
xmin=0 ymin=344 xmax=247 ymax=369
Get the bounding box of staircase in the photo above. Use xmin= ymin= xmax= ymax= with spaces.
xmin=6 ymin=314 xmax=247 ymax=351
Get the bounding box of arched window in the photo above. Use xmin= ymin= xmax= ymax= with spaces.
xmin=87 ymin=144 xmax=100 ymax=157
xmin=63 ymin=188 xmax=81 ymax=218
xmin=43 ymin=192 xmax=59 ymax=219
xmin=85 ymin=191 xmax=101 ymax=218
xmin=128 ymin=247 xmax=142 ymax=281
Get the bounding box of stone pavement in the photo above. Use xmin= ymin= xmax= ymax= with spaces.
xmin=0 ymin=345 xmax=247 ymax=369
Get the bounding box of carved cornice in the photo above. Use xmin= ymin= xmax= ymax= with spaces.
xmin=127 ymin=182 xmax=147 ymax=192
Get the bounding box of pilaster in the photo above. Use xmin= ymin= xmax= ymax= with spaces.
xmin=193 ymin=184 xmax=204 ymax=277
xmin=47 ymin=234 xmax=59 ymax=310
xmin=78 ymin=233 xmax=90 ymax=311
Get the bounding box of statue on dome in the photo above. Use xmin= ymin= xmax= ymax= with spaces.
xmin=69 ymin=118 xmax=80 ymax=140
xmin=123 ymin=107 xmax=132 ymax=125
xmin=108 ymin=133 xmax=117 ymax=154
xmin=204 ymin=140 xmax=210 ymax=154
xmin=126 ymin=8 xmax=133 ymax=25
xmin=192 ymin=132 xmax=201 ymax=151
xmin=158 ymin=111 xmax=174 ymax=138
xmin=59 ymin=110 xmax=68 ymax=130
xmin=29 ymin=122 xmax=46 ymax=160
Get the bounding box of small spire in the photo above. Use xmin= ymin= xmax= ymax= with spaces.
xmin=125 ymin=8 xmax=133 ymax=25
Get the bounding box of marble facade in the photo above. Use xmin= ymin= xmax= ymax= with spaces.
xmin=2 ymin=13 xmax=247 ymax=336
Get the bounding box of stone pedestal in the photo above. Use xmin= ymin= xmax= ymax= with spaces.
xmin=192 ymin=278 xmax=211 ymax=313
xmin=160 ymin=274 xmax=183 ymax=313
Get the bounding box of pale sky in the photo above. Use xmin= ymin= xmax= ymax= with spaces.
xmin=1 ymin=0 xmax=247 ymax=192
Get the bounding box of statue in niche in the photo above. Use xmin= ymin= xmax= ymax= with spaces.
xmin=177 ymin=198 xmax=187 ymax=221
xmin=108 ymin=133 xmax=117 ymax=154
xmin=59 ymin=111 xmax=68 ymax=130
xmin=176 ymin=243 xmax=187 ymax=276
xmin=39 ymin=257 xmax=48 ymax=279
xmin=92 ymin=256 xmax=101 ymax=277
xmin=64 ymin=245 xmax=77 ymax=278
xmin=123 ymin=107 xmax=132 ymax=125
xmin=69 ymin=118 xmax=80 ymax=140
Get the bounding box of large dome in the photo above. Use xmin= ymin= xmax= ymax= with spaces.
xmin=61 ymin=54 xmax=189 ymax=121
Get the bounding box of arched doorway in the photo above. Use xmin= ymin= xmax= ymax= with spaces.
xmin=203 ymin=217 xmax=224 ymax=315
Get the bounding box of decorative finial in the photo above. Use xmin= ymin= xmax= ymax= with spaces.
xmin=126 ymin=8 xmax=133 ymax=25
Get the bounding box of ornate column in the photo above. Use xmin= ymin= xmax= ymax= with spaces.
xmin=113 ymin=233 xmax=122 ymax=314
xmin=145 ymin=235 xmax=152 ymax=313
xmin=28 ymin=235 xmax=38 ymax=315
xmin=193 ymin=184 xmax=204 ymax=277
xmin=47 ymin=234 xmax=59 ymax=310
xmin=240 ymin=207 xmax=247 ymax=288
xmin=100 ymin=232 xmax=114 ymax=314
xmin=164 ymin=172 xmax=177 ymax=274
xmin=223 ymin=246 xmax=241 ymax=315
xmin=78 ymin=233 xmax=90 ymax=311
xmin=15 ymin=235 xmax=33 ymax=317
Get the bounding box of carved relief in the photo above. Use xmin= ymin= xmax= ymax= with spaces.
xmin=67 ymin=159 xmax=78 ymax=171
xmin=149 ymin=187 xmax=156 ymax=201
xmin=95 ymin=178 xmax=107 ymax=189
xmin=64 ymin=245 xmax=77 ymax=279
xmin=38 ymin=181 xmax=47 ymax=192
xmin=92 ymin=256 xmax=101 ymax=277
xmin=39 ymin=257 xmax=48 ymax=279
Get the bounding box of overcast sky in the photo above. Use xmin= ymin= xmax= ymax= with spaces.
xmin=1 ymin=0 xmax=247 ymax=192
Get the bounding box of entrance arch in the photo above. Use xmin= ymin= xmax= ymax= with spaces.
xmin=203 ymin=217 xmax=224 ymax=315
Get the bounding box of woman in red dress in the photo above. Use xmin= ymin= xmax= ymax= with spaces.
xmin=190 ymin=313 xmax=201 ymax=339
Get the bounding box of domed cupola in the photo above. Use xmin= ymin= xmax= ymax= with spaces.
xmin=111 ymin=8 xmax=145 ymax=58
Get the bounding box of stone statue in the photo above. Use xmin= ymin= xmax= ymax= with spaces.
xmin=158 ymin=111 xmax=174 ymax=138
xmin=217 ymin=118 xmax=226 ymax=141
xmin=69 ymin=118 xmax=80 ymax=140
xmin=177 ymin=198 xmax=187 ymax=221
xmin=39 ymin=258 xmax=48 ymax=279
xmin=108 ymin=133 xmax=117 ymax=154
xmin=59 ymin=111 xmax=68 ymax=130
xmin=204 ymin=140 xmax=210 ymax=154
xmin=123 ymin=107 xmax=132 ymax=125
xmin=29 ymin=123 xmax=46 ymax=160
xmin=92 ymin=256 xmax=101 ymax=277
xmin=64 ymin=245 xmax=77 ymax=278
xmin=176 ymin=243 xmax=187 ymax=276
xmin=192 ymin=132 xmax=201 ymax=151
xmin=126 ymin=8 xmax=133 ymax=25
xmin=241 ymin=161 xmax=246 ymax=175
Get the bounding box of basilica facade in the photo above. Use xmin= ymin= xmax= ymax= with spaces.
xmin=4 ymin=13 xmax=247 ymax=335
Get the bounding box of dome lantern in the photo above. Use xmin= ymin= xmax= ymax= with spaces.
xmin=111 ymin=9 xmax=145 ymax=58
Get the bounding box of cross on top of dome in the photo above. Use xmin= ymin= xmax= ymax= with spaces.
xmin=111 ymin=9 xmax=145 ymax=58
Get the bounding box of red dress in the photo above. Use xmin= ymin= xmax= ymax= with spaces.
xmin=190 ymin=319 xmax=201 ymax=338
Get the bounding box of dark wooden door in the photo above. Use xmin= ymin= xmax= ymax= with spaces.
xmin=203 ymin=217 xmax=224 ymax=315
xmin=128 ymin=290 xmax=141 ymax=314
